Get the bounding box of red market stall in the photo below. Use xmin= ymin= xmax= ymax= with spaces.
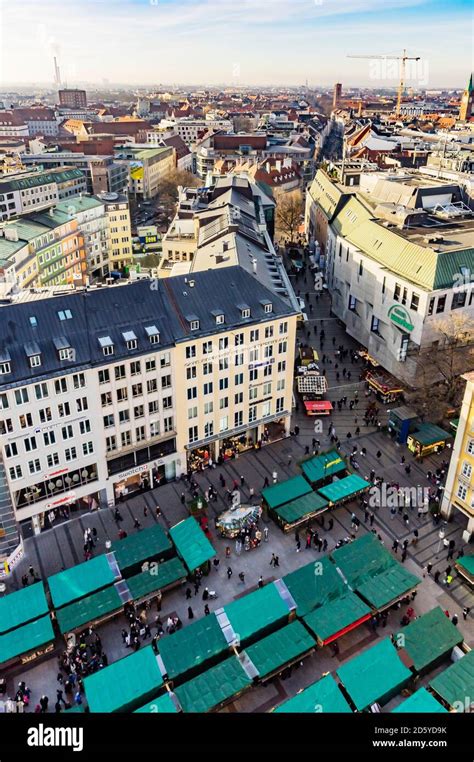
xmin=303 ymin=400 xmax=333 ymax=417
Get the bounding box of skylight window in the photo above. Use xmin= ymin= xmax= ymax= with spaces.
xmin=58 ymin=309 xmax=73 ymax=321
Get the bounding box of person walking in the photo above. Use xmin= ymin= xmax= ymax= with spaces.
xmin=434 ymin=570 xmax=440 ymax=584
xmin=258 ymin=576 xmax=264 ymax=588
xmin=263 ymin=526 xmax=269 ymax=542
xmin=227 ymin=566 xmax=233 ymax=579
xmin=238 ymin=572 xmax=245 ymax=585
xmin=185 ymin=587 xmax=192 ymax=600
xmin=204 ymin=604 xmax=210 ymax=616
xmin=188 ymin=606 xmax=194 ymax=620
xmin=451 ymin=613 xmax=458 ymax=626
xmin=462 ymin=607 xmax=471 ymax=620
xmin=392 ymin=539 xmax=399 ymax=554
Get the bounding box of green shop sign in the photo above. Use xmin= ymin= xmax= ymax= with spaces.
xmin=388 ymin=304 xmax=414 ymax=333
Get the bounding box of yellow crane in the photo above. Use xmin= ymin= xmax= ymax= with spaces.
xmin=347 ymin=50 xmax=421 ymax=117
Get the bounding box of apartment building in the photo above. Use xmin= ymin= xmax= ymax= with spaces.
xmin=114 ymin=146 xmax=175 ymax=199
xmin=0 ymin=210 xmax=86 ymax=289
xmin=100 ymin=192 xmax=133 ymax=272
xmin=174 ymin=118 xmax=233 ymax=146
xmin=56 ymin=196 xmax=109 ymax=280
xmin=59 ymin=89 xmax=88 ymax=109
xmin=21 ymin=153 xmax=129 ymax=196
xmin=441 ymin=372 xmax=474 ymax=540
xmin=0 ymin=168 xmax=87 ymax=221
xmin=0 ymin=267 xmax=296 ymax=538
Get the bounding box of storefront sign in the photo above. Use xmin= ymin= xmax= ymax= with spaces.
xmin=44 ymin=467 xmax=69 ymax=480
xmin=20 ymin=642 xmax=54 ymax=665
xmin=114 ymin=463 xmax=150 ymax=482
xmin=44 ymin=493 xmax=76 ymax=510
xmin=388 ymin=304 xmax=414 ymax=333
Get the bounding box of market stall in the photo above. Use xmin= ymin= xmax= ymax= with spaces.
xmin=158 ymin=613 xmax=230 ymax=685
xmin=48 ymin=553 xmax=122 ymax=609
xmin=272 ymin=492 xmax=329 ymax=532
xmin=134 ymin=692 xmax=181 ymax=714
xmin=316 ymin=473 xmax=371 ymax=508
xmin=429 ymin=650 xmax=474 ymax=711
xmin=303 ymin=591 xmax=372 ymax=647
xmin=215 ymin=504 xmax=262 ymax=542
xmin=282 ymin=558 xmax=346 ymax=618
xmin=111 ymin=524 xmax=173 ymax=577
xmin=55 ymin=584 xmax=125 ymax=636
xmin=355 ymin=564 xmax=420 ymax=611
xmin=273 ymin=673 xmax=352 ymax=713
xmin=169 ymin=516 xmax=216 ymax=574
xmin=393 ymin=607 xmax=463 ymax=675
xmin=298 ymin=346 xmax=319 ymax=367
xmin=222 ymin=582 xmax=294 ymax=648
xmin=301 ymin=450 xmax=346 ymax=487
xmin=387 ymin=406 xmax=419 ymax=444
xmin=174 ymin=656 xmax=253 ymax=713
xmin=365 ymin=369 xmax=404 ymax=404
xmin=0 ymin=615 xmax=55 ymax=669
xmin=336 ymin=638 xmax=412 ymax=712
xmin=455 ymin=554 xmax=474 ymax=586
xmin=296 ymin=373 xmax=327 ymax=399
xmin=126 ymin=557 xmax=187 ymax=604
xmin=407 ymin=423 xmax=452 ymax=458
xmin=262 ymin=475 xmax=313 ymax=512
xmin=303 ymin=399 xmax=333 ymax=416
xmin=243 ymin=621 xmax=315 ymax=683
xmin=0 ymin=582 xmax=49 ymax=634
xmin=84 ymin=645 xmax=165 ymax=713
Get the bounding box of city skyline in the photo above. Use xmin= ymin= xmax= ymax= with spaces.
xmin=0 ymin=0 xmax=472 ymax=89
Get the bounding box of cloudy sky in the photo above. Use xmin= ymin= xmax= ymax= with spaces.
xmin=0 ymin=0 xmax=472 ymax=89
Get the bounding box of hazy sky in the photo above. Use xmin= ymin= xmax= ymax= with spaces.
xmin=0 ymin=0 xmax=472 ymax=89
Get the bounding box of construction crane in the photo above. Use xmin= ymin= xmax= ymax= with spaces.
xmin=347 ymin=50 xmax=421 ymax=117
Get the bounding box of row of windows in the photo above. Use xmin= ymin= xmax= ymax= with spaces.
xmin=9 ymin=441 xmax=94 ymax=480
xmin=106 ymin=417 xmax=174 ymax=452
xmin=3 ymin=419 xmax=92 ymax=457
xmin=102 ymin=398 xmax=172 ymax=428
xmin=188 ymin=398 xmax=285 ymax=443
xmin=184 ymin=325 xmax=288 ymax=358
xmin=186 ymin=361 xmax=286 ymax=386
xmin=100 ymin=379 xmax=171 ymax=406
xmin=98 ymin=356 xmax=170 ymax=383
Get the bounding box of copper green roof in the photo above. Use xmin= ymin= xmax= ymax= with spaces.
xmin=316 ymin=473 xmax=370 ymax=504
xmin=303 ymin=591 xmax=372 ymax=643
xmin=457 ymin=554 xmax=474 ymax=576
xmin=411 ymin=422 xmax=451 ymax=446
xmin=169 ymin=517 xmax=216 ymax=572
xmin=393 ymin=687 xmax=447 ymax=714
xmin=84 ymin=646 xmax=164 ymax=713
xmin=331 ymin=533 xmax=395 ymax=588
xmin=262 ymin=475 xmax=312 ymax=509
xmin=0 ymin=582 xmax=49 ymax=634
xmin=356 ymin=564 xmax=420 ymax=608
xmin=245 ymin=621 xmax=315 ymax=679
xmin=0 ymin=615 xmax=54 ymax=665
xmin=174 ymin=656 xmax=252 ymax=713
xmin=126 ymin=557 xmax=187 ymax=600
xmin=48 ymin=554 xmax=120 ymax=608
xmin=337 ymin=638 xmax=412 ymax=711
xmin=56 ymin=585 xmax=123 ymax=634
xmin=394 ymin=607 xmax=463 ymax=673
xmin=0 ymin=168 xmax=84 ymax=193
xmin=282 ymin=557 xmax=346 ymax=618
xmin=429 ymin=649 xmax=474 ymax=708
xmin=274 ymin=674 xmax=352 ymax=713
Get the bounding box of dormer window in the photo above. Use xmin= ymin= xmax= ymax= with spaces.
xmin=242 ymin=308 xmax=250 ymax=318
xmin=0 ymin=362 xmax=11 ymax=375
xmin=53 ymin=337 xmax=74 ymax=361
xmin=260 ymin=299 xmax=273 ymax=314
xmin=211 ymin=310 xmax=225 ymax=325
xmin=30 ymin=355 xmax=41 ymax=368
xmin=145 ymin=325 xmax=160 ymax=345
xmin=186 ymin=314 xmax=200 ymax=331
xmin=99 ymin=336 xmax=114 ymax=356
xmin=237 ymin=303 xmax=251 ymax=319
xmin=123 ymin=331 xmax=138 ymax=351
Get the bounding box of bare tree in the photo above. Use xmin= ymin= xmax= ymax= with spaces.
xmin=157 ymin=169 xmax=201 ymax=217
xmin=409 ymin=313 xmax=474 ymax=419
xmin=275 ymin=190 xmax=304 ymax=244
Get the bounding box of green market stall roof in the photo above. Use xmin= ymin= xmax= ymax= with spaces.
xmin=126 ymin=557 xmax=187 ymax=600
xmin=303 ymin=591 xmax=372 ymax=644
xmin=0 ymin=582 xmax=49 ymax=634
xmin=331 ymin=533 xmax=398 ymax=590
xmin=222 ymin=582 xmax=292 ymax=645
xmin=84 ymin=646 xmax=164 ymax=713
xmin=410 ymin=423 xmax=451 ymax=446
xmin=274 ymin=673 xmax=352 ymax=713
xmin=456 ymin=554 xmax=474 ymax=577
xmin=56 ymin=585 xmax=123 ymax=634
xmin=158 ymin=613 xmax=229 ymax=681
xmin=262 ymin=475 xmax=312 ymax=509
xmin=393 ymin=687 xmax=447 ymax=714
xmin=336 ymin=638 xmax=412 ymax=711
xmin=394 ymin=607 xmax=463 ymax=673
xmin=244 ymin=621 xmax=316 ymax=679
xmin=282 ymin=557 xmax=346 ymax=618
xmin=174 ymin=656 xmax=252 ymax=713
xmin=429 ymin=650 xmax=474 ymax=709
xmin=111 ymin=524 xmax=172 ymax=573
xmin=301 ymin=450 xmax=346 ymax=485
xmin=0 ymin=615 xmax=54 ymax=665
xmin=169 ymin=517 xmax=216 ymax=571
xmin=48 ymin=554 xmax=120 ymax=608
xmin=134 ymin=692 xmax=180 ymax=714
xmin=316 ymin=474 xmax=370 ymax=505
xmin=273 ymin=492 xmax=328 ymax=526
xmin=356 ymin=565 xmax=420 ymax=609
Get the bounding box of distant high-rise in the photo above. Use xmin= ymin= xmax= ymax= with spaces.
xmin=59 ymin=89 xmax=88 ymax=109
xmin=333 ymin=83 xmax=342 ymax=108
xmin=53 ymin=56 xmax=61 ymax=88
xmin=459 ymin=73 xmax=473 ymax=122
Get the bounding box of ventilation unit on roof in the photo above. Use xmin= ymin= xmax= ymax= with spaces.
xmin=188 ymin=279 xmax=195 ymax=287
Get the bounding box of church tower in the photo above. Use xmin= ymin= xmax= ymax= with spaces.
xmin=459 ymin=73 xmax=474 ymax=121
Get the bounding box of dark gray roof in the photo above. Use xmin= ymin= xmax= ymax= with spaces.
xmin=0 ymin=266 xmax=295 ymax=388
